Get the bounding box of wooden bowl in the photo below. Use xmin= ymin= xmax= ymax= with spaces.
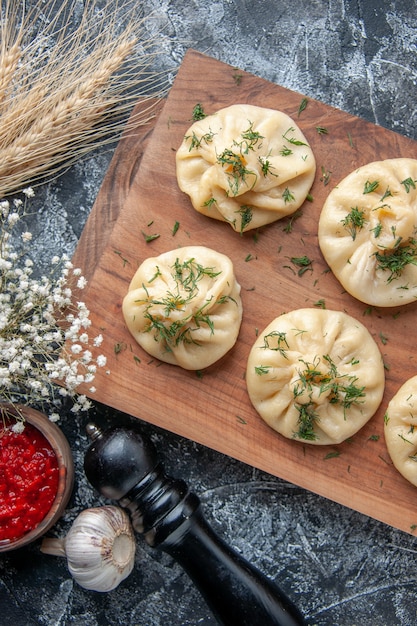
xmin=0 ymin=405 xmax=74 ymax=552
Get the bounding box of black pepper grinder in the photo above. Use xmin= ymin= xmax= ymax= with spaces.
xmin=84 ymin=423 xmax=306 ymax=626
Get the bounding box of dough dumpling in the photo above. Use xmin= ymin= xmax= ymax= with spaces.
xmin=384 ymin=375 xmax=417 ymax=486
xmin=176 ymin=104 xmax=316 ymax=233
xmin=319 ymin=158 xmax=417 ymax=306
xmin=122 ymin=246 xmax=242 ymax=370
xmin=246 ymin=308 xmax=385 ymax=445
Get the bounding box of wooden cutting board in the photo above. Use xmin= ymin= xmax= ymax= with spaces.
xmin=73 ymin=49 xmax=417 ymax=534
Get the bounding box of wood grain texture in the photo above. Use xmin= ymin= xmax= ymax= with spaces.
xmin=73 ymin=49 xmax=417 ymax=534
xmin=73 ymin=97 xmax=164 ymax=281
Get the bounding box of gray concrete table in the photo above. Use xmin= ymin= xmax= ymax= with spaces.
xmin=1 ymin=1 xmax=417 ymax=624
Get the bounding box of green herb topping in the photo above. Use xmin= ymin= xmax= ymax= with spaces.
xmin=282 ymin=126 xmax=308 ymax=147
xmin=282 ymin=187 xmax=296 ymax=203
xmin=401 ymin=177 xmax=417 ymax=193
xmin=373 ymin=238 xmax=417 ymax=282
xmin=363 ymin=180 xmax=379 ymax=194
xmin=217 ymin=147 xmax=255 ymax=195
xmin=138 ymin=258 xmax=231 ymax=350
xmin=341 ymin=206 xmax=366 ymax=240
xmin=298 ymin=97 xmax=308 ymax=116
xmin=292 ymin=354 xmax=366 ymax=441
xmin=290 ymin=255 xmax=313 ymax=276
xmin=192 ymin=103 xmax=207 ymax=121
xmin=237 ymin=205 xmax=253 ymax=233
xmin=185 ymin=129 xmax=215 ymax=151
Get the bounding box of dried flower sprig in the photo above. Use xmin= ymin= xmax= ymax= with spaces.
xmin=0 ymin=189 xmax=107 ymax=429
xmin=0 ymin=0 xmax=169 ymax=196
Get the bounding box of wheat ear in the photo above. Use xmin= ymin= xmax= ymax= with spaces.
xmin=0 ymin=0 xmax=170 ymax=196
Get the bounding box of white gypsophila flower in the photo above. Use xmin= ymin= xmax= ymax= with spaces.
xmin=7 ymin=212 xmax=20 ymax=225
xmin=0 ymin=200 xmax=10 ymax=216
xmin=77 ymin=276 xmax=87 ymax=289
xmin=11 ymin=420 xmax=26 ymax=434
xmin=0 ymin=258 xmax=12 ymax=271
xmin=96 ymin=355 xmax=107 ymax=367
xmin=82 ymin=350 xmax=92 ymax=364
xmin=0 ymin=191 xmax=109 ymax=425
xmin=93 ymin=334 xmax=103 ymax=347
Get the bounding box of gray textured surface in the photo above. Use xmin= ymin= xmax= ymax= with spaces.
xmin=1 ymin=1 xmax=417 ymax=625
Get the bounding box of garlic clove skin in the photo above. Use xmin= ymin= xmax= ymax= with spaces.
xmin=41 ymin=505 xmax=136 ymax=592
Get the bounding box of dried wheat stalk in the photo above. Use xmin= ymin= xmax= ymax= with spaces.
xmin=0 ymin=0 xmax=170 ymax=196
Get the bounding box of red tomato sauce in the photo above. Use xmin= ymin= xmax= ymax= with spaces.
xmin=0 ymin=423 xmax=59 ymax=542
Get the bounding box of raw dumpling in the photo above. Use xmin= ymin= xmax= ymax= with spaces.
xmin=384 ymin=375 xmax=417 ymax=487
xmin=318 ymin=158 xmax=417 ymax=306
xmin=122 ymin=246 xmax=242 ymax=370
xmin=246 ymin=308 xmax=385 ymax=445
xmin=176 ymin=104 xmax=316 ymax=233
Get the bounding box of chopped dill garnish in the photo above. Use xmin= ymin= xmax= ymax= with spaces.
xmin=191 ymin=103 xmax=207 ymax=120
xmin=282 ymin=126 xmax=309 ymax=147
xmin=371 ymin=222 xmax=383 ymax=238
xmin=258 ymin=154 xmax=277 ymax=177
xmin=185 ymin=129 xmax=215 ymax=151
xmin=283 ymin=187 xmax=296 ymax=203
xmin=237 ymin=205 xmax=253 ymax=233
xmin=203 ymin=197 xmax=217 ymax=208
xmin=294 ymin=403 xmax=319 ymax=441
xmin=291 ymin=354 xmax=366 ymax=441
xmin=141 ymin=231 xmax=160 ymax=243
xmin=363 ymin=179 xmax=379 ymax=194
xmin=324 ymin=451 xmax=341 ymax=459
xmin=320 ymin=166 xmax=332 ymax=186
xmin=341 ymin=206 xmax=366 ymax=240
xmin=379 ymin=332 xmax=388 ymax=345
xmin=232 ymin=69 xmax=243 ymax=85
xmin=138 ymin=258 xmax=232 ymax=350
xmin=261 ymin=330 xmax=289 ymax=358
xmin=298 ymin=97 xmax=308 ymax=116
xmin=239 ymin=121 xmax=264 ymax=152
xmin=114 ymin=250 xmax=130 ymax=267
xmin=172 ymin=221 xmax=180 ymax=236
xmin=380 ymin=187 xmax=392 ymax=201
xmin=217 ymin=148 xmax=255 ymax=196
xmin=114 ymin=342 xmax=127 ymax=354
xmin=280 ymin=145 xmax=293 ymax=156
xmin=283 ymin=208 xmax=303 ymax=233
xmin=401 ymin=177 xmax=417 ymax=193
xmin=290 ymin=255 xmax=313 ymax=276
xmin=374 ymin=239 xmax=417 ymax=282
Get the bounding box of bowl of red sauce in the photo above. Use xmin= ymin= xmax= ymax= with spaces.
xmin=0 ymin=405 xmax=74 ymax=552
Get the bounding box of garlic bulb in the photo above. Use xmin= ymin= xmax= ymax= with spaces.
xmin=41 ymin=505 xmax=136 ymax=592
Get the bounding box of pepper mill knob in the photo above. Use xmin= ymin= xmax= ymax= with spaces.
xmin=84 ymin=423 xmax=306 ymax=626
